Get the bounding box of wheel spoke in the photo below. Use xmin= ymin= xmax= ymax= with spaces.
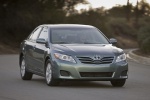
xmin=46 ymin=63 xmax=52 ymax=83
xmin=21 ymin=59 xmax=25 ymax=77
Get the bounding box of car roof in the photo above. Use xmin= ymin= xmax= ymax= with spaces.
xmin=39 ymin=24 xmax=95 ymax=29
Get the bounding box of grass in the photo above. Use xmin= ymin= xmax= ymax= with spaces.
xmin=0 ymin=42 xmax=19 ymax=54
xmin=133 ymin=49 xmax=150 ymax=58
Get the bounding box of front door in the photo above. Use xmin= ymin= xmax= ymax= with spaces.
xmin=25 ymin=27 xmax=42 ymax=71
xmin=33 ymin=27 xmax=49 ymax=74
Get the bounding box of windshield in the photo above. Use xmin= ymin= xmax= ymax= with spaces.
xmin=50 ymin=28 xmax=109 ymax=44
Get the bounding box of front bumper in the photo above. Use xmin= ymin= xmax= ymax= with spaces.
xmin=51 ymin=60 xmax=128 ymax=81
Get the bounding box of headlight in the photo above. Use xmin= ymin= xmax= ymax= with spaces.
xmin=54 ymin=53 xmax=76 ymax=63
xmin=116 ymin=53 xmax=126 ymax=62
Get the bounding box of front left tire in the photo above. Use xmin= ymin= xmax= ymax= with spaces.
xmin=45 ymin=60 xmax=59 ymax=86
xmin=110 ymin=79 xmax=126 ymax=87
xmin=20 ymin=56 xmax=33 ymax=80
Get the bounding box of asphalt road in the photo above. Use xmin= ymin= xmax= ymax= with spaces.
xmin=0 ymin=54 xmax=150 ymax=100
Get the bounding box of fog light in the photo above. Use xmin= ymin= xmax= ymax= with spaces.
xmin=60 ymin=70 xmax=70 ymax=76
xmin=120 ymin=70 xmax=128 ymax=78
xmin=121 ymin=70 xmax=128 ymax=76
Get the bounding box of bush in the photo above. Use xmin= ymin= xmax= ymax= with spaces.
xmin=141 ymin=37 xmax=150 ymax=53
xmin=138 ymin=25 xmax=150 ymax=54
xmin=66 ymin=9 xmax=109 ymax=36
xmin=106 ymin=18 xmax=137 ymax=38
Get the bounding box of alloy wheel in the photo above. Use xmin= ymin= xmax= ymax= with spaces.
xmin=21 ymin=59 xmax=26 ymax=77
xmin=46 ymin=63 xmax=52 ymax=84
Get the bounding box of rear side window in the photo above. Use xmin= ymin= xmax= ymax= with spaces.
xmin=38 ymin=27 xmax=48 ymax=40
xmin=29 ymin=27 xmax=42 ymax=41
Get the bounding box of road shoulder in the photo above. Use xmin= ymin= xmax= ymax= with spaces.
xmin=127 ymin=49 xmax=150 ymax=66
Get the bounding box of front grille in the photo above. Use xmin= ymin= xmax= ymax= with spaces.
xmin=77 ymin=56 xmax=114 ymax=64
xmin=80 ymin=72 xmax=113 ymax=77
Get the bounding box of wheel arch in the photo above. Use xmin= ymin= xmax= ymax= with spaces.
xmin=44 ymin=56 xmax=51 ymax=73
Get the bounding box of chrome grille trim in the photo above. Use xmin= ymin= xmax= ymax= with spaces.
xmin=77 ymin=56 xmax=114 ymax=64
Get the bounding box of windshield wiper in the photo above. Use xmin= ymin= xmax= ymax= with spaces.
xmin=83 ymin=42 xmax=95 ymax=44
xmin=53 ymin=42 xmax=68 ymax=44
xmin=83 ymin=42 xmax=103 ymax=44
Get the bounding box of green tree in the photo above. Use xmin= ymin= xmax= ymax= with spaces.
xmin=137 ymin=0 xmax=150 ymax=16
xmin=108 ymin=4 xmax=132 ymax=18
xmin=126 ymin=0 xmax=130 ymax=22
xmin=0 ymin=0 xmax=86 ymax=44
xmin=66 ymin=8 xmax=108 ymax=36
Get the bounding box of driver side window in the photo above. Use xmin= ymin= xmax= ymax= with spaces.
xmin=38 ymin=27 xmax=48 ymax=40
xmin=29 ymin=27 xmax=42 ymax=42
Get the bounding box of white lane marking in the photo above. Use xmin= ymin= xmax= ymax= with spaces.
xmin=126 ymin=53 xmax=138 ymax=63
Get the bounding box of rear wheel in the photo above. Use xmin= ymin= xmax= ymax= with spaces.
xmin=110 ymin=79 xmax=126 ymax=87
xmin=45 ymin=60 xmax=59 ymax=86
xmin=20 ymin=56 xmax=33 ymax=80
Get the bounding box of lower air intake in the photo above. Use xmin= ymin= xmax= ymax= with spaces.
xmin=80 ymin=72 xmax=113 ymax=77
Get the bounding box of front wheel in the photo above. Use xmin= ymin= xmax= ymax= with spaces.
xmin=45 ymin=60 xmax=59 ymax=86
xmin=20 ymin=56 xmax=33 ymax=80
xmin=110 ymin=79 xmax=126 ymax=87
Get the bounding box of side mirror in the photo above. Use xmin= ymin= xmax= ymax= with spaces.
xmin=109 ymin=38 xmax=117 ymax=44
xmin=36 ymin=38 xmax=46 ymax=44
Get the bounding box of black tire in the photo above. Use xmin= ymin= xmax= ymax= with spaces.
xmin=45 ymin=60 xmax=59 ymax=86
xmin=110 ymin=79 xmax=126 ymax=87
xmin=20 ymin=56 xmax=33 ymax=80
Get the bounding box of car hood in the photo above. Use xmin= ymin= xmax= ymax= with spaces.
xmin=52 ymin=44 xmax=123 ymax=56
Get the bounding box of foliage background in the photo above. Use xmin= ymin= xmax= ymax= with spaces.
xmin=0 ymin=0 xmax=150 ymax=54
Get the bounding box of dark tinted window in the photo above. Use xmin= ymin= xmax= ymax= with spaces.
xmin=38 ymin=27 xmax=48 ymax=40
xmin=30 ymin=27 xmax=42 ymax=41
xmin=51 ymin=28 xmax=109 ymax=44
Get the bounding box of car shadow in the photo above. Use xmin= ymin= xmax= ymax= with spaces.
xmin=59 ymin=81 xmax=113 ymax=88
xmin=30 ymin=77 xmax=118 ymax=88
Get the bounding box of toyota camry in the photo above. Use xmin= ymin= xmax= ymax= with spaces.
xmin=19 ymin=24 xmax=128 ymax=87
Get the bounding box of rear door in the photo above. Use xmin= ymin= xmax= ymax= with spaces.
xmin=25 ymin=27 xmax=42 ymax=71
